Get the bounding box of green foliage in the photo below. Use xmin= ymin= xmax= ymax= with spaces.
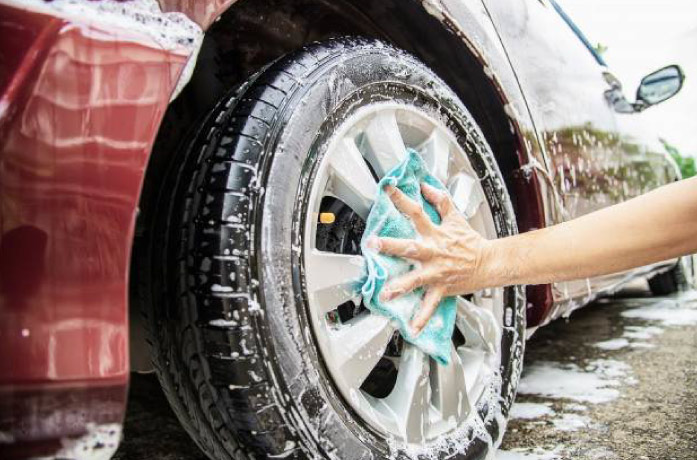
xmin=593 ymin=42 xmax=608 ymax=57
xmin=661 ymin=138 xmax=696 ymax=179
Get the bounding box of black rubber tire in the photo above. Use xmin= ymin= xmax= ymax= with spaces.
xmin=138 ymin=38 xmax=526 ymax=460
xmin=648 ymin=258 xmax=690 ymax=296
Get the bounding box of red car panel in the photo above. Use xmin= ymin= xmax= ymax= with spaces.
xmin=0 ymin=2 xmax=190 ymax=455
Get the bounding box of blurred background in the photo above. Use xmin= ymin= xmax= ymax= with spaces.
xmin=560 ymin=0 xmax=697 ymax=174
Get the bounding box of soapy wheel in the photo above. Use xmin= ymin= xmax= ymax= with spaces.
xmin=315 ymin=197 xmax=403 ymax=398
xmin=305 ymin=104 xmax=507 ymax=443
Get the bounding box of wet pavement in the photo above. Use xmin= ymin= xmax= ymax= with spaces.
xmin=498 ymin=282 xmax=697 ymax=460
xmin=113 ymin=373 xmax=207 ymax=460
xmin=114 ymin=282 xmax=697 ymax=460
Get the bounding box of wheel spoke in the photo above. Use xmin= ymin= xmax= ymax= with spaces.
xmin=363 ymin=110 xmax=407 ymax=177
xmin=418 ymin=128 xmax=451 ymax=183
xmin=328 ymin=137 xmax=378 ymax=219
xmin=455 ymin=297 xmax=500 ymax=353
xmin=467 ymin=205 xmax=488 ymax=238
xmin=448 ymin=173 xmax=485 ymax=219
xmin=329 ymin=312 xmax=395 ymax=388
xmin=472 ymin=289 xmax=495 ymax=311
xmin=305 ymin=250 xmax=365 ymax=314
xmin=430 ymin=345 xmax=471 ymax=423
xmin=455 ymin=296 xmax=501 ymax=399
xmin=383 ymin=344 xmax=430 ymax=443
xmin=456 ymin=346 xmax=487 ymax=394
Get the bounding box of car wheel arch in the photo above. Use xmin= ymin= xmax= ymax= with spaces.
xmin=130 ymin=0 xmax=550 ymax=369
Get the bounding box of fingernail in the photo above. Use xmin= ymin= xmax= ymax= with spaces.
xmin=384 ymin=184 xmax=396 ymax=195
xmin=365 ymin=236 xmax=380 ymax=250
xmin=380 ymin=288 xmax=392 ymax=302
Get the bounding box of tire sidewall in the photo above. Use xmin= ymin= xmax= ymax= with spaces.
xmin=256 ymin=45 xmax=525 ymax=459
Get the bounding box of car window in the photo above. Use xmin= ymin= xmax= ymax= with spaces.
xmin=548 ymin=0 xmax=607 ymax=66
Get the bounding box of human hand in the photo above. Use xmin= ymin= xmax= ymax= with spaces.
xmin=366 ymin=183 xmax=491 ymax=335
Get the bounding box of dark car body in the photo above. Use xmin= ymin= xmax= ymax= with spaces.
xmin=0 ymin=0 xmax=679 ymax=457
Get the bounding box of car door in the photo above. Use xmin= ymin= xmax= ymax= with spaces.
xmin=609 ymin=100 xmax=682 ymax=277
xmin=613 ymin=115 xmax=679 ymax=199
xmin=483 ymin=0 xmax=630 ymax=300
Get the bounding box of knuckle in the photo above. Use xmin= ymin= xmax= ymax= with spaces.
xmin=385 ymin=285 xmax=400 ymax=298
xmin=424 ymin=293 xmax=436 ymax=306
xmin=406 ymin=201 xmax=421 ymax=216
xmin=415 ymin=214 xmax=431 ymax=228
xmin=390 ymin=286 xmax=404 ymax=297
xmin=421 ymin=242 xmax=436 ymax=259
xmin=383 ymin=238 xmax=398 ymax=251
xmin=427 ymin=298 xmax=439 ymax=311
xmin=404 ymin=243 xmax=420 ymax=257
xmin=377 ymin=239 xmax=391 ymax=252
xmin=407 ymin=277 xmax=420 ymax=290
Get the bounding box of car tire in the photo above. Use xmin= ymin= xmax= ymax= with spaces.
xmin=648 ymin=257 xmax=691 ymax=296
xmin=139 ymin=38 xmax=525 ymax=459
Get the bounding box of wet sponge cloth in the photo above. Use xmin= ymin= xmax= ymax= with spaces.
xmin=360 ymin=149 xmax=456 ymax=365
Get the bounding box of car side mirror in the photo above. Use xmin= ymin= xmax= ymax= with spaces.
xmin=635 ymin=65 xmax=685 ymax=111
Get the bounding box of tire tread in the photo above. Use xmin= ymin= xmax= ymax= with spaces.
xmin=141 ymin=40 xmax=377 ymax=459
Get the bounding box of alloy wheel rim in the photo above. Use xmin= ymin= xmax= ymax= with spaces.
xmin=302 ymin=102 xmax=504 ymax=444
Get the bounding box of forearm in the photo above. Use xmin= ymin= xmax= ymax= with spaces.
xmin=481 ymin=177 xmax=697 ymax=288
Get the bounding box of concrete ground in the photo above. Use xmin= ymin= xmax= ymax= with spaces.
xmin=114 ymin=282 xmax=697 ymax=459
xmin=498 ymin=282 xmax=697 ymax=460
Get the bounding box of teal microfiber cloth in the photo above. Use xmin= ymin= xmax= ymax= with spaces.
xmin=360 ymin=148 xmax=456 ymax=365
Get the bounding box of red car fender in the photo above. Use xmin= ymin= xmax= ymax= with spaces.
xmin=0 ymin=2 xmax=197 ymax=456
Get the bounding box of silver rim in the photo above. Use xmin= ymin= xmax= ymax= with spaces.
xmin=302 ymin=102 xmax=504 ymax=444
